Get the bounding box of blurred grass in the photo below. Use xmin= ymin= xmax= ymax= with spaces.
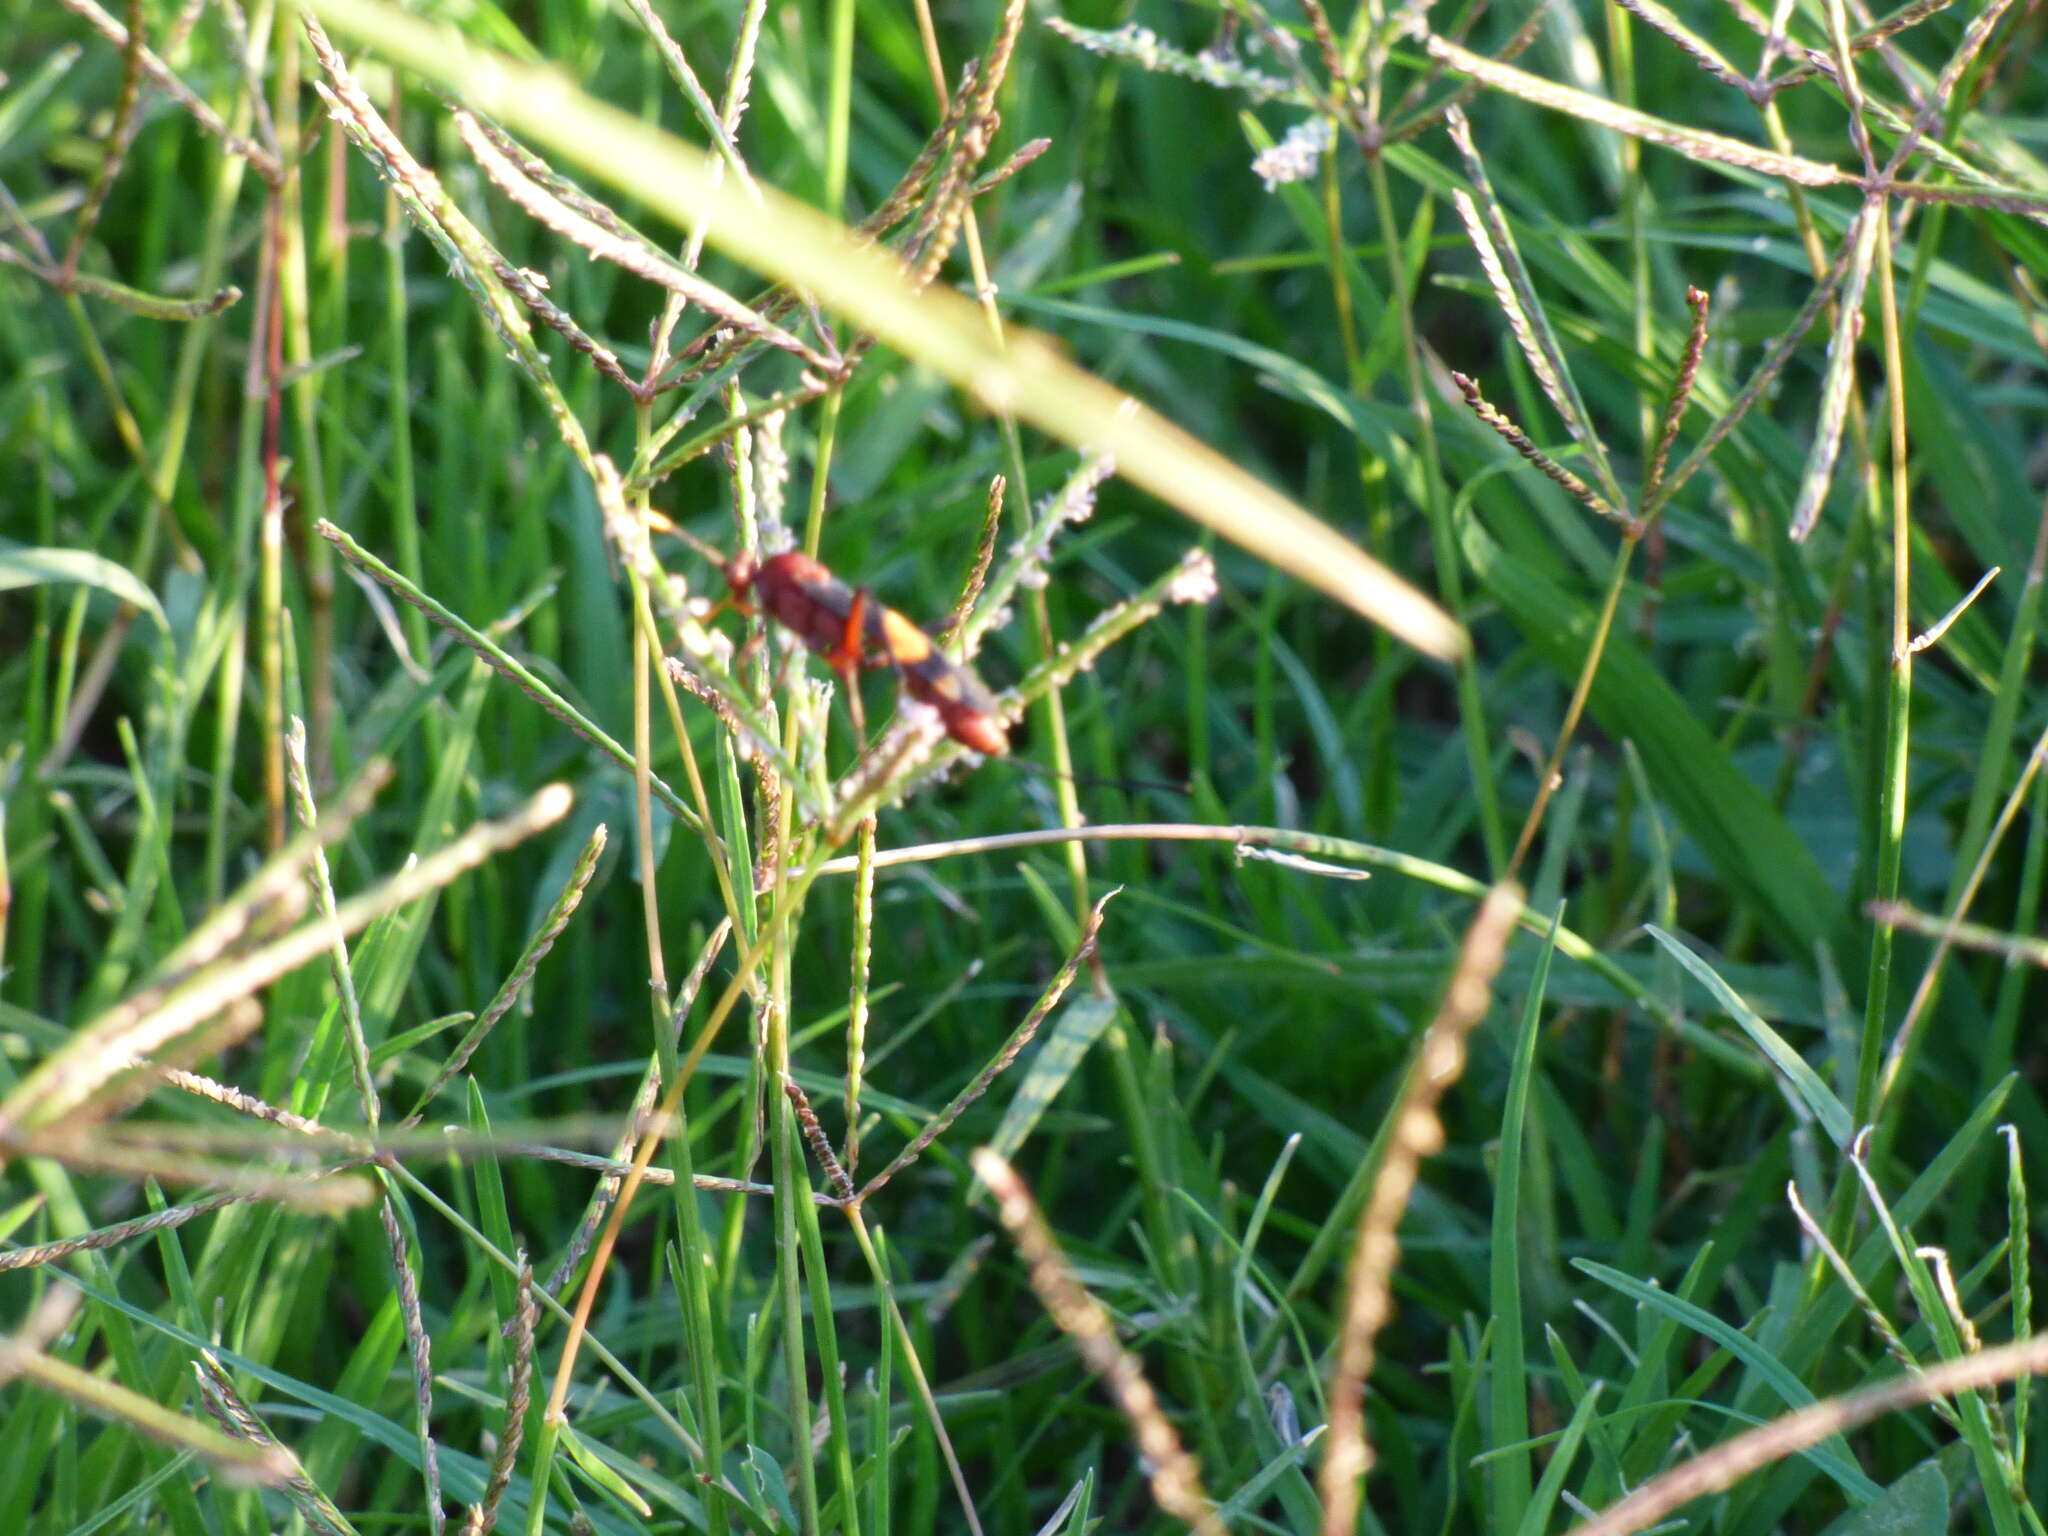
xmin=2 ymin=1 xmax=2047 ymax=1534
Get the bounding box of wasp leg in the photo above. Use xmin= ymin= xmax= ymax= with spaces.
xmin=833 ymin=655 xmax=868 ymax=743
xmin=833 ymin=588 xmax=872 ymax=743
xmin=735 ymin=627 xmax=767 ymax=679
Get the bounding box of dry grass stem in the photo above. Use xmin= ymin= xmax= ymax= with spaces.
xmin=1567 ymin=1332 xmax=2048 ymax=1536
xmin=3 ymin=1285 xmax=80 ymax=1373
xmin=156 ymin=760 xmax=390 ymax=988
xmin=976 ymin=1148 xmax=1227 ymax=1536
xmin=804 ymin=826 xmax=1630 ymax=1009
xmin=15 ymin=994 xmax=269 ymax=1143
xmin=1318 ymin=883 xmax=1521 ymax=1536
xmin=1 ymin=1129 xmax=376 ymax=1208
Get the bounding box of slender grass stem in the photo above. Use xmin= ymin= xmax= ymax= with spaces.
xmin=1853 ymin=203 xmax=1911 ymax=1133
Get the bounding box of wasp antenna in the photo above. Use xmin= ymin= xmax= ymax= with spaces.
xmin=653 ymin=515 xmax=729 ymax=569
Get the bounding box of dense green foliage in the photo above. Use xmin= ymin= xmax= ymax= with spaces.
xmin=3 ymin=1 xmax=2046 ymax=1533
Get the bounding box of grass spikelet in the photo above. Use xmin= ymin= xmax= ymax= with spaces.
xmin=974 ymin=1147 xmax=1227 ymax=1536
xmin=1319 ymin=883 xmax=1521 ymax=1535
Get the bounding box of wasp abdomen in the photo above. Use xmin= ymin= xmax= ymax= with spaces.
xmin=731 ymin=548 xmax=1010 ymax=755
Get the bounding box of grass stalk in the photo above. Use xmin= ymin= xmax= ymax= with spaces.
xmin=1852 ymin=203 xmax=1911 ymax=1134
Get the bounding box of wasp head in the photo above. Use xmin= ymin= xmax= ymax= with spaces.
xmin=722 ymin=552 xmax=759 ymax=597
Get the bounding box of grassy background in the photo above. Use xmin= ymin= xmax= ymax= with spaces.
xmin=3 ymin=1 xmax=2046 ymax=1533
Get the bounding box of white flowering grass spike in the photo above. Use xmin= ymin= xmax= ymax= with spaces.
xmin=1253 ymin=117 xmax=1335 ymax=192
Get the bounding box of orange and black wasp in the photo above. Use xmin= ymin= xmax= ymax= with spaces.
xmin=656 ymin=520 xmax=1009 ymax=757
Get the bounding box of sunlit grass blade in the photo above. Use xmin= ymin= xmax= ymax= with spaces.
xmin=1644 ymin=927 xmax=1853 ymax=1146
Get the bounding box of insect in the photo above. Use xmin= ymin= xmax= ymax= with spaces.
xmin=658 ymin=519 xmax=1009 ymax=756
